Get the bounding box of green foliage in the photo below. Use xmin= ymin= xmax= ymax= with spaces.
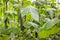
xmin=41 ymin=18 xmax=59 ymax=29
xmin=21 ymin=6 xmax=39 ymax=22
xmin=38 ymin=18 xmax=60 ymax=38
xmin=38 ymin=26 xmax=59 ymax=38
xmin=0 ymin=0 xmax=60 ymax=40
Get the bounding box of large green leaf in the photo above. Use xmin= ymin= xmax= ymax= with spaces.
xmin=41 ymin=18 xmax=59 ymax=29
xmin=29 ymin=6 xmax=39 ymax=22
xmin=21 ymin=7 xmax=29 ymax=16
xmin=21 ymin=6 xmax=39 ymax=22
xmin=28 ymin=22 xmax=39 ymax=29
xmin=23 ymin=22 xmax=39 ymax=29
xmin=38 ymin=18 xmax=60 ymax=38
xmin=38 ymin=26 xmax=59 ymax=38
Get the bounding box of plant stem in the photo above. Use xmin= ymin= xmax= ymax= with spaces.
xmin=4 ymin=0 xmax=8 ymax=28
